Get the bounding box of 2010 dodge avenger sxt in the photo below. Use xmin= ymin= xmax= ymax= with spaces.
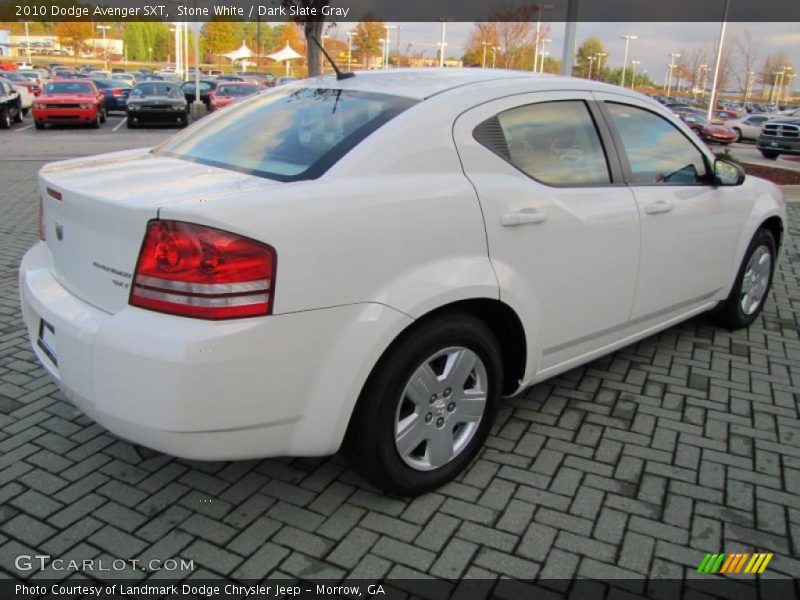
xmin=20 ymin=69 xmax=785 ymax=495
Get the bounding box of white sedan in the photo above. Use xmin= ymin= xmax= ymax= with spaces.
xmin=725 ymin=113 xmax=773 ymax=142
xmin=20 ymin=69 xmax=786 ymax=495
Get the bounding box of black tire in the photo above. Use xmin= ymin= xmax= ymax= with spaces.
xmin=126 ymin=116 xmax=136 ymax=129
xmin=344 ymin=313 xmax=503 ymax=496
xmin=22 ymin=108 xmax=29 ymax=116
xmin=732 ymin=128 xmax=742 ymax=142
xmin=711 ymin=228 xmax=776 ymax=330
xmin=12 ymin=101 xmax=23 ymax=123
xmin=100 ymin=108 xmax=107 ymax=124
xmin=760 ymin=150 xmax=779 ymax=159
xmin=0 ymin=106 xmax=10 ymax=129
xmin=179 ymin=116 xmax=188 ymax=128
xmin=91 ymin=111 xmax=100 ymax=129
xmin=34 ymin=121 xmax=45 ymax=130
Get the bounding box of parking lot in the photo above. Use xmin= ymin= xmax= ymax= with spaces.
xmin=1 ymin=124 xmax=799 ymax=590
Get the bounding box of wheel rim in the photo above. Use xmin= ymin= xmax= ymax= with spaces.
xmin=394 ymin=346 xmax=488 ymax=471
xmin=740 ymin=245 xmax=771 ymax=315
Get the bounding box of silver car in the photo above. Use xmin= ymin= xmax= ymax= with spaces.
xmin=726 ymin=114 xmax=772 ymax=142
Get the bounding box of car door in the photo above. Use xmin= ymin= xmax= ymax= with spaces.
xmin=453 ymin=92 xmax=640 ymax=372
xmin=593 ymin=92 xmax=752 ymax=333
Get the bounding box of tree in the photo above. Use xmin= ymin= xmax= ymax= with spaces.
xmin=202 ymin=20 xmax=237 ymax=63
xmin=758 ymin=52 xmax=793 ymax=101
xmin=575 ymin=37 xmax=607 ymax=80
xmin=54 ymin=22 xmax=93 ymax=62
xmin=282 ymin=0 xmax=331 ymax=78
xmin=352 ymin=16 xmax=385 ymax=68
xmin=462 ymin=23 xmax=501 ymax=67
xmin=734 ymin=31 xmax=760 ymax=97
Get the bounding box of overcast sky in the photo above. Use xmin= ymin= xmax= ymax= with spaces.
xmin=330 ymin=21 xmax=799 ymax=89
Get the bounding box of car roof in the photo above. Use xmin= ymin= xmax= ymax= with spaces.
xmin=297 ymin=68 xmax=626 ymax=100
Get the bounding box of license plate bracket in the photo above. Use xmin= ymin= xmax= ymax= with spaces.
xmin=37 ymin=319 xmax=58 ymax=367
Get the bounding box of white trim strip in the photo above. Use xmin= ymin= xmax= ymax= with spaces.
xmin=133 ymin=287 xmax=268 ymax=307
xmin=135 ymin=275 xmax=270 ymax=295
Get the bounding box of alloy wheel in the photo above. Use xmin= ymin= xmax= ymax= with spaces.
xmin=394 ymin=346 xmax=488 ymax=471
xmin=740 ymin=245 xmax=771 ymax=315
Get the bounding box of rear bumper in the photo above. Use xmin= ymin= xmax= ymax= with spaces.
xmin=19 ymin=241 xmax=413 ymax=460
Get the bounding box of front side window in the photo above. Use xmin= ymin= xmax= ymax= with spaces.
xmin=479 ymin=101 xmax=611 ymax=186
xmin=605 ymin=103 xmax=708 ymax=185
xmin=156 ymin=88 xmax=417 ymax=182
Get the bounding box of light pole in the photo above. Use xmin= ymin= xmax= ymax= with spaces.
xmin=587 ymin=55 xmax=595 ymax=80
xmin=173 ymin=24 xmax=181 ymax=76
xmin=183 ymin=20 xmax=189 ymax=78
xmin=537 ymin=38 xmax=552 ymax=73
xmin=532 ymin=3 xmax=553 ymax=73
xmin=346 ymin=31 xmax=354 ymax=71
xmin=784 ymin=72 xmax=796 ymax=104
xmin=482 ymin=42 xmax=488 ymax=68
xmin=594 ymin=52 xmax=607 ymax=81
xmin=23 ymin=21 xmax=32 ymax=65
xmin=666 ymin=52 xmax=680 ymax=96
xmin=97 ymin=25 xmax=110 ymax=70
xmin=384 ymin=26 xmax=397 ymax=68
xmin=630 ymin=60 xmax=640 ymax=89
xmin=706 ymin=0 xmax=730 ymax=122
xmin=619 ymin=34 xmax=637 ymax=87
xmin=438 ymin=21 xmax=448 ymax=68
xmin=492 ymin=46 xmax=499 ymax=69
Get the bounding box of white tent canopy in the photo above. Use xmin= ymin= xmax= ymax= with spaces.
xmin=223 ymin=41 xmax=253 ymax=62
xmin=267 ymin=43 xmax=303 ymax=76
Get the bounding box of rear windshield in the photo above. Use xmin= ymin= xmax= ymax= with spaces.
xmin=45 ymin=82 xmax=94 ymax=94
xmin=132 ymin=83 xmax=182 ymax=98
xmin=155 ymin=88 xmax=416 ymax=182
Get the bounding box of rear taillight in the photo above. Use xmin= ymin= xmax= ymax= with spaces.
xmin=130 ymin=220 xmax=276 ymax=320
xmin=112 ymin=89 xmax=122 ymax=96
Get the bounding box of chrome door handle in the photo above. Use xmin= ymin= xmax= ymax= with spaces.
xmin=644 ymin=200 xmax=674 ymax=215
xmin=500 ymin=208 xmax=549 ymax=227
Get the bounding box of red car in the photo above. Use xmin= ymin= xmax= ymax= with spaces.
xmin=32 ymin=79 xmax=106 ymax=129
xmin=208 ymin=81 xmax=260 ymax=111
xmin=680 ymin=113 xmax=737 ymax=145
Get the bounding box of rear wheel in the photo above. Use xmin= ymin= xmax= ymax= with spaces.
xmin=0 ymin=106 xmax=10 ymax=129
xmin=126 ymin=115 xmax=136 ymax=129
xmin=760 ymin=150 xmax=779 ymax=159
xmin=711 ymin=228 xmax=776 ymax=329
xmin=345 ymin=313 xmax=503 ymax=496
xmin=91 ymin=111 xmax=101 ymax=129
xmin=12 ymin=101 xmax=23 ymax=123
xmin=732 ymin=127 xmax=742 ymax=142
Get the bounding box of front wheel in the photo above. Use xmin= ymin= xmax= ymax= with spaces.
xmin=100 ymin=108 xmax=107 ymax=123
xmin=0 ymin=106 xmax=10 ymax=129
xmin=126 ymin=115 xmax=136 ymax=129
xmin=345 ymin=313 xmax=503 ymax=496
xmin=711 ymin=228 xmax=776 ymax=329
xmin=760 ymin=150 xmax=779 ymax=159
xmin=13 ymin=101 xmax=23 ymax=123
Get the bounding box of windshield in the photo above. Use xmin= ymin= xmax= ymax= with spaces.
xmin=132 ymin=83 xmax=182 ymax=98
xmin=218 ymin=84 xmax=259 ymax=97
xmin=45 ymin=82 xmax=94 ymax=94
xmin=156 ymin=88 xmax=416 ymax=182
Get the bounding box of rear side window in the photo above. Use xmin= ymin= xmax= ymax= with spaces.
xmin=605 ymin=103 xmax=708 ymax=184
xmin=475 ymin=101 xmax=611 ymax=186
xmin=156 ymin=88 xmax=417 ymax=182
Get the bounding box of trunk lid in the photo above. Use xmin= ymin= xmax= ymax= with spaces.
xmin=40 ymin=148 xmax=278 ymax=314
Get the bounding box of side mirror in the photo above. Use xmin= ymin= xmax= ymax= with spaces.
xmin=714 ymin=158 xmax=745 ymax=186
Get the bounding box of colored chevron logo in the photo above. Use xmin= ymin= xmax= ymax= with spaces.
xmin=697 ymin=552 xmax=773 ymax=574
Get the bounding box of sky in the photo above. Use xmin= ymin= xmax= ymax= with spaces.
xmin=326 ymin=21 xmax=800 ymax=90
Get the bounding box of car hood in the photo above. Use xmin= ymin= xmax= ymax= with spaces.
xmin=705 ymin=123 xmax=736 ymax=135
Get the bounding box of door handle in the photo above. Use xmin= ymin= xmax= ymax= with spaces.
xmin=644 ymin=200 xmax=674 ymax=215
xmin=500 ymin=208 xmax=549 ymax=227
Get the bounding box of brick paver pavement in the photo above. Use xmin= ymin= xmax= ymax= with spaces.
xmin=1 ymin=158 xmax=798 ymax=587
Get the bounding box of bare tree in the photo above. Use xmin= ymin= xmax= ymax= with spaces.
xmin=734 ymin=31 xmax=760 ymax=96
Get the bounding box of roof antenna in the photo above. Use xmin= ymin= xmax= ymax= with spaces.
xmin=310 ymin=35 xmax=355 ymax=81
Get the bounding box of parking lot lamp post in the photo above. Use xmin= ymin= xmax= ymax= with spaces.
xmin=619 ymin=34 xmax=637 ymax=87
xmin=347 ymin=31 xmax=354 ymax=71
xmin=666 ymin=53 xmax=680 ymax=96
xmin=539 ymin=51 xmax=551 ymax=72
xmin=595 ymin=52 xmax=607 ymax=81
xmin=630 ymin=60 xmax=640 ymax=89
xmin=778 ymin=67 xmax=793 ymax=105
xmin=769 ymin=69 xmax=784 ymax=104
xmin=492 ymin=46 xmax=499 ymax=69
xmin=482 ymin=42 xmax=488 ymax=68
xmin=97 ymin=25 xmax=110 ymax=70
xmin=706 ymin=0 xmax=730 ymax=122
xmin=24 ymin=21 xmax=32 ymax=65
xmin=587 ymin=55 xmax=595 ymax=79
xmin=532 ymin=3 xmax=554 ymax=72
xmin=538 ymin=38 xmax=552 ymax=72
xmin=385 ymin=26 xmax=397 ymax=68
xmin=438 ymin=21 xmax=448 ymax=68
xmin=784 ymin=72 xmax=796 ymax=104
